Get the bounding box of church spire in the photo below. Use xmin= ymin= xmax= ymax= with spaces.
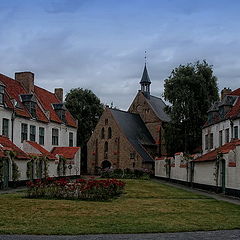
xmin=140 ymin=62 xmax=151 ymax=97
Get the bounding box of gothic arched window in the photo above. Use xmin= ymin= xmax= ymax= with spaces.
xmin=104 ymin=141 xmax=108 ymax=159
xmin=108 ymin=127 xmax=112 ymax=139
xmin=101 ymin=128 xmax=105 ymax=139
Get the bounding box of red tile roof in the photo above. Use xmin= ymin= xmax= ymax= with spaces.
xmin=0 ymin=73 xmax=77 ymax=127
xmin=229 ymin=88 xmax=240 ymax=96
xmin=194 ymin=139 xmax=240 ymax=162
xmin=26 ymin=141 xmax=57 ymax=160
xmin=34 ymin=86 xmax=77 ymax=127
xmin=0 ymin=136 xmax=29 ymax=159
xmin=51 ymin=147 xmax=80 ymax=159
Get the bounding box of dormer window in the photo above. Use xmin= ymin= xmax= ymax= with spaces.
xmin=52 ymin=103 xmax=66 ymax=122
xmin=0 ymin=83 xmax=5 ymax=105
xmin=20 ymin=94 xmax=37 ymax=118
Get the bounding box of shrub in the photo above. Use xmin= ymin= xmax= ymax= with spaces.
xmin=100 ymin=168 xmax=152 ymax=180
xmin=26 ymin=178 xmax=125 ymax=201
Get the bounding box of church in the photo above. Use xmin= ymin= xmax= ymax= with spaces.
xmin=87 ymin=64 xmax=170 ymax=174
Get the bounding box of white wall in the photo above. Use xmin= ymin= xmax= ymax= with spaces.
xmin=0 ymin=108 xmax=77 ymax=151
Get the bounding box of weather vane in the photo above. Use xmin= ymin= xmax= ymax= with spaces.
xmin=144 ymin=50 xmax=147 ymax=65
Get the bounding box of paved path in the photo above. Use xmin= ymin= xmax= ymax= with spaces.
xmin=153 ymin=178 xmax=240 ymax=205
xmin=0 ymin=230 xmax=240 ymax=240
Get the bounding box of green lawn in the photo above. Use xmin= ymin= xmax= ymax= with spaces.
xmin=0 ymin=179 xmax=240 ymax=235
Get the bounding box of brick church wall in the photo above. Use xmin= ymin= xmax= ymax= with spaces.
xmin=87 ymin=108 xmax=143 ymax=174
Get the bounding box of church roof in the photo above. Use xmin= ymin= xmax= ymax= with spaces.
xmin=140 ymin=65 xmax=151 ymax=84
xmin=110 ymin=109 xmax=155 ymax=163
xmin=146 ymin=95 xmax=171 ymax=122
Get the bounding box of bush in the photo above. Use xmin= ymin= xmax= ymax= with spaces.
xmin=100 ymin=168 xmax=152 ymax=180
xmin=26 ymin=177 xmax=125 ymax=201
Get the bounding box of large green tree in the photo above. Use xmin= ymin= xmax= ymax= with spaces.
xmin=65 ymin=88 xmax=104 ymax=172
xmin=163 ymin=60 xmax=219 ymax=155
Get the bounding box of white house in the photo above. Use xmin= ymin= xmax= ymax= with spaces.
xmin=202 ymin=88 xmax=240 ymax=154
xmin=0 ymin=72 xmax=78 ymax=151
xmin=155 ymin=88 xmax=240 ymax=197
xmin=0 ymin=71 xmax=80 ymax=188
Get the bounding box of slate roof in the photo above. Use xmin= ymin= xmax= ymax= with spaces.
xmin=194 ymin=139 xmax=240 ymax=162
xmin=110 ymin=108 xmax=155 ymax=163
xmin=26 ymin=141 xmax=57 ymax=160
xmin=204 ymin=88 xmax=240 ymax=127
xmin=146 ymin=95 xmax=171 ymax=122
xmin=140 ymin=65 xmax=151 ymax=84
xmin=0 ymin=136 xmax=29 ymax=160
xmin=0 ymin=73 xmax=77 ymax=128
xmin=51 ymin=147 xmax=80 ymax=159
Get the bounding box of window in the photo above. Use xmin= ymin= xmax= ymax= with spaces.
xmin=30 ymin=125 xmax=36 ymax=142
xmin=219 ymin=130 xmax=223 ymax=146
xmin=101 ymin=128 xmax=105 ymax=139
xmin=21 ymin=123 xmax=28 ymax=142
xmin=130 ymin=152 xmax=136 ymax=159
xmin=39 ymin=127 xmax=45 ymax=145
xmin=69 ymin=132 xmax=73 ymax=147
xmin=105 ymin=119 xmax=108 ymax=125
xmin=225 ymin=128 xmax=230 ymax=143
xmin=205 ymin=134 xmax=209 ymax=150
xmin=108 ymin=127 xmax=112 ymax=139
xmin=0 ymin=85 xmax=4 ymax=105
xmin=52 ymin=128 xmax=59 ymax=145
xmin=234 ymin=126 xmax=239 ymax=139
xmin=210 ymin=133 xmax=213 ymax=149
xmin=2 ymin=118 xmax=9 ymax=137
xmin=104 ymin=141 xmax=108 ymax=159
xmin=29 ymin=102 xmax=36 ymax=118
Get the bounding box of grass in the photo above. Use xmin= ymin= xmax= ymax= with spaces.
xmin=0 ymin=179 xmax=240 ymax=235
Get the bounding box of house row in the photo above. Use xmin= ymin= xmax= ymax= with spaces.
xmin=0 ymin=72 xmax=80 ymax=188
xmin=155 ymin=87 xmax=240 ymax=197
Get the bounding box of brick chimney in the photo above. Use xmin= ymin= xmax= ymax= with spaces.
xmin=221 ymin=87 xmax=232 ymax=100
xmin=55 ymin=88 xmax=63 ymax=102
xmin=15 ymin=72 xmax=34 ymax=93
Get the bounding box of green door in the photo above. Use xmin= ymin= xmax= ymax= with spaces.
xmin=3 ymin=158 xmax=9 ymax=189
xmin=221 ymin=159 xmax=226 ymax=193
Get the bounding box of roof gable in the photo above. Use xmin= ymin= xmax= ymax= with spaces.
xmin=110 ymin=108 xmax=155 ymax=163
xmin=0 ymin=73 xmax=77 ymax=127
xmin=26 ymin=141 xmax=56 ymax=160
xmin=0 ymin=136 xmax=29 ymax=159
xmin=146 ymin=94 xmax=170 ymax=122
xmin=51 ymin=147 xmax=80 ymax=159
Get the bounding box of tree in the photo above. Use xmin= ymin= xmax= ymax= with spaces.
xmin=65 ymin=88 xmax=104 ymax=172
xmin=163 ymin=60 xmax=219 ymax=155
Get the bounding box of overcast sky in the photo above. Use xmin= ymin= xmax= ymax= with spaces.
xmin=1 ymin=0 xmax=240 ymax=110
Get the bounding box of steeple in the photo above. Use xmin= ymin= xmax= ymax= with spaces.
xmin=140 ymin=63 xmax=151 ymax=97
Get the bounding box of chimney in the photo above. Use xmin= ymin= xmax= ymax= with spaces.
xmin=55 ymin=88 xmax=63 ymax=102
xmin=15 ymin=72 xmax=34 ymax=93
xmin=221 ymin=87 xmax=232 ymax=100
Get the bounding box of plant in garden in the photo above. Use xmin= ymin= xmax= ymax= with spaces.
xmin=12 ymin=161 xmax=20 ymax=182
xmin=26 ymin=178 xmax=125 ymax=201
xmin=101 ymin=168 xmax=151 ymax=180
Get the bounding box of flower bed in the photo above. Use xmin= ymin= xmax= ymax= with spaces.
xmin=26 ymin=178 xmax=125 ymax=201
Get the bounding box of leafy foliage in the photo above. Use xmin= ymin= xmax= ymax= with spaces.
xmin=100 ymin=168 xmax=152 ymax=180
xmin=164 ymin=60 xmax=219 ymax=154
xmin=26 ymin=177 xmax=125 ymax=201
xmin=65 ymin=88 xmax=104 ymax=172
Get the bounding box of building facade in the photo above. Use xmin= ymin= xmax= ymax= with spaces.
xmin=0 ymin=72 xmax=78 ymax=151
xmin=87 ymin=64 xmax=170 ymax=174
xmin=202 ymin=88 xmax=240 ymax=154
xmin=0 ymin=72 xmax=80 ymax=187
